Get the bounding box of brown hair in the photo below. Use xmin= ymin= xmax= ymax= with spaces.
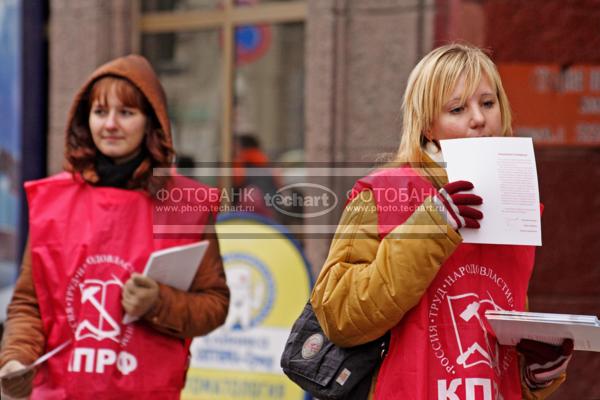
xmin=65 ymin=76 xmax=175 ymax=193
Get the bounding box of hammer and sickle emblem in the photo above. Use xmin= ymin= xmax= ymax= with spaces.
xmin=448 ymin=292 xmax=503 ymax=370
xmin=75 ymin=276 xmax=123 ymax=342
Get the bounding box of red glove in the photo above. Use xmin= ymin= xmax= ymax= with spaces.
xmin=517 ymin=338 xmax=574 ymax=389
xmin=435 ymin=180 xmax=483 ymax=229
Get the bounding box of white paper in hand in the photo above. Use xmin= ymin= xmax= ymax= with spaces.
xmin=485 ymin=310 xmax=600 ymax=352
xmin=440 ymin=137 xmax=541 ymax=246
xmin=0 ymin=340 xmax=72 ymax=380
xmin=122 ymin=241 xmax=209 ymax=324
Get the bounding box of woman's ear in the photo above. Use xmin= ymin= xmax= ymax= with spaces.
xmin=420 ymin=133 xmax=431 ymax=148
xmin=423 ymin=129 xmax=434 ymax=142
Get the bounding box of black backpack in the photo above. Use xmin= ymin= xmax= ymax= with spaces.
xmin=280 ymin=302 xmax=389 ymax=400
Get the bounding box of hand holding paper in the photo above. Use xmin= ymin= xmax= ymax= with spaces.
xmin=439 ymin=137 xmax=541 ymax=246
xmin=518 ymin=338 xmax=574 ymax=389
xmin=0 ymin=340 xmax=71 ymax=398
xmin=435 ymin=180 xmax=484 ymax=229
xmin=121 ymin=274 xmax=159 ymax=323
xmin=485 ymin=310 xmax=600 ymax=351
xmin=121 ymin=241 xmax=209 ymax=324
xmin=0 ymin=360 xmax=34 ymax=398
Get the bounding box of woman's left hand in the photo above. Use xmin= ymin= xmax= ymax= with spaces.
xmin=517 ymin=338 xmax=574 ymax=389
xmin=121 ymin=273 xmax=159 ymax=318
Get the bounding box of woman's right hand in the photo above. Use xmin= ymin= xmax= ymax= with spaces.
xmin=0 ymin=360 xmax=35 ymax=399
xmin=435 ymin=180 xmax=483 ymax=230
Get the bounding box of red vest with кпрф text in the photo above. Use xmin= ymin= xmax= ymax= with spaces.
xmin=25 ymin=172 xmax=219 ymax=400
xmin=351 ymin=167 xmax=535 ymax=400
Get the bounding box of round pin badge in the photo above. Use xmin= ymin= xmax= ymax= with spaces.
xmin=302 ymin=333 xmax=324 ymax=359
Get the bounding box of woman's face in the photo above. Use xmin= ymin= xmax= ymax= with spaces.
xmin=428 ymin=73 xmax=502 ymax=140
xmin=89 ymin=85 xmax=147 ymax=163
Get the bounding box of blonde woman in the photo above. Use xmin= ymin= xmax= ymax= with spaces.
xmin=311 ymin=44 xmax=572 ymax=399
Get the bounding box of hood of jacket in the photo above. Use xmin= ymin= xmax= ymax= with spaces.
xmin=66 ymin=54 xmax=171 ymax=146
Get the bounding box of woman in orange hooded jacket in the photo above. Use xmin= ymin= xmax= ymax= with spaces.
xmin=0 ymin=55 xmax=229 ymax=399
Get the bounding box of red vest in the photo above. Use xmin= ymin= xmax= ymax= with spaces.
xmin=26 ymin=172 xmax=219 ymax=399
xmin=352 ymin=167 xmax=534 ymax=400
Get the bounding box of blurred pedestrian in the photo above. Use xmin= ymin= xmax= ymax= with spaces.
xmin=0 ymin=55 xmax=229 ymax=399
xmin=232 ymin=134 xmax=280 ymax=218
xmin=310 ymin=43 xmax=572 ymax=399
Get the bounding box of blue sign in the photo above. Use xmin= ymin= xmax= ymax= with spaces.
xmin=0 ymin=0 xmax=22 ymax=309
xmin=235 ymin=25 xmax=272 ymax=65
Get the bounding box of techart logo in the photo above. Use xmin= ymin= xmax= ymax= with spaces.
xmin=265 ymin=182 xmax=338 ymax=218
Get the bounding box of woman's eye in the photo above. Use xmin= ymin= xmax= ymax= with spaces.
xmin=92 ymin=108 xmax=107 ymax=115
xmin=483 ymin=100 xmax=495 ymax=108
xmin=450 ymin=106 xmax=464 ymax=114
xmin=120 ymin=109 xmax=135 ymax=116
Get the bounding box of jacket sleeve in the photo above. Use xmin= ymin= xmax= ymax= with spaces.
xmin=0 ymin=240 xmax=46 ymax=368
xmin=310 ymin=190 xmax=462 ymax=347
xmin=520 ymin=366 xmax=566 ymax=399
xmin=142 ymin=217 xmax=230 ymax=338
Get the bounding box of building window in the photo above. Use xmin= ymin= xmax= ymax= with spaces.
xmin=139 ymin=0 xmax=306 ymax=189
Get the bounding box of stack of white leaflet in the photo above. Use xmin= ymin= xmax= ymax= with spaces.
xmin=485 ymin=310 xmax=600 ymax=352
xmin=122 ymin=240 xmax=209 ymax=324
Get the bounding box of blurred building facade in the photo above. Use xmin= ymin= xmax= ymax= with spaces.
xmin=0 ymin=0 xmax=47 ymax=328
xmin=4 ymin=0 xmax=599 ymax=397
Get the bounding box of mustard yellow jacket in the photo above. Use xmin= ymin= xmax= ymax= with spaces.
xmin=310 ymin=161 xmax=564 ymax=399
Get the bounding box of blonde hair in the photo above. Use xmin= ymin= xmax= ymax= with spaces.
xmin=396 ymin=43 xmax=512 ymax=163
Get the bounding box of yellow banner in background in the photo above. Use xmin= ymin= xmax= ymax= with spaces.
xmin=184 ymin=369 xmax=304 ymax=400
xmin=183 ymin=214 xmax=311 ymax=400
